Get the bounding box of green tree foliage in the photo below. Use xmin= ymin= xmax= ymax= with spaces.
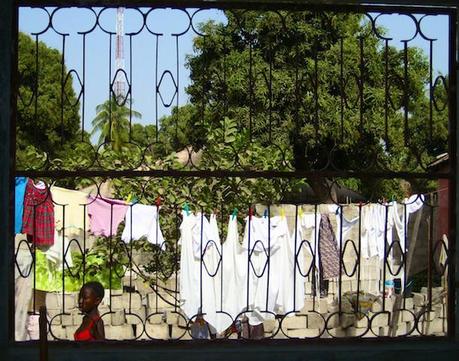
xmin=183 ymin=11 xmax=448 ymax=200
xmin=91 ymin=97 xmax=142 ymax=152
xmin=17 ymin=32 xmax=82 ymax=168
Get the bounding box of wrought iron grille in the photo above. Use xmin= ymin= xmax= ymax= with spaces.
xmin=12 ymin=3 xmax=455 ymax=342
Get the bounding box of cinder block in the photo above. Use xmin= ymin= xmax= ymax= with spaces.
xmin=126 ymin=308 xmax=145 ymax=325
xmin=144 ymin=323 xmax=169 ymax=340
xmin=72 ymin=310 xmax=83 ymax=326
xmin=263 ymin=319 xmax=277 ymax=333
xmin=158 ymin=278 xmax=177 ymax=291
xmin=346 ymin=326 xmax=366 ymax=337
xmin=47 ymin=309 xmax=62 ymax=325
xmin=307 ymin=313 xmax=325 ymax=329
xmin=318 ymin=299 xmax=328 ymax=314
xmin=170 ymin=325 xmax=190 ymax=340
xmin=100 ymin=289 xmax=123 ymax=307
xmin=399 ymin=310 xmax=415 ymax=322
xmin=109 ymin=295 xmax=124 ymax=311
xmin=340 ymin=313 xmax=355 ymax=329
xmin=105 ymin=325 xmax=134 ymax=340
xmin=273 ymin=330 xmax=288 ymax=339
xmin=48 ymin=325 xmax=66 ymax=340
xmin=412 ymin=292 xmax=426 ymax=307
xmin=372 ymin=298 xmax=393 ymax=312
xmin=378 ymin=326 xmax=389 ymax=336
xmin=325 ymin=313 xmax=340 ymax=328
xmin=111 ymin=310 xmax=125 ymax=326
xmin=404 ymin=297 xmax=414 ymax=309
xmin=147 ymin=312 xmax=164 ymax=325
xmin=123 ymin=292 xmax=142 ymax=310
xmin=300 ymin=299 xmax=315 ymax=312
xmin=327 ymin=327 xmax=346 ymax=337
xmin=395 ymin=322 xmax=413 ymax=336
xmin=355 ymin=316 xmax=369 ymax=329
xmin=61 ymin=313 xmax=73 ymax=326
xmin=65 ymin=325 xmax=78 ymax=340
xmin=283 ymin=315 xmax=306 ymax=329
xmin=287 ymin=328 xmax=321 ymax=338
xmin=46 ymin=293 xmax=77 ymax=311
xmin=147 ymin=293 xmax=175 ymax=311
xmin=369 ymin=312 xmax=390 ymax=327
xmin=166 ymin=311 xmax=179 ymax=325
xmin=421 ymin=318 xmax=446 ymax=335
xmin=135 ymin=279 xmax=152 ymax=294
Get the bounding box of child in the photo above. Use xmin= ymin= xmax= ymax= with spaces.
xmin=74 ymin=281 xmax=105 ymax=341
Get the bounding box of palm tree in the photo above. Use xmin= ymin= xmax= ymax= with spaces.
xmin=91 ymin=96 xmax=142 ymax=152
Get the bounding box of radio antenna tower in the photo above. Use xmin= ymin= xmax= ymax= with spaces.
xmin=114 ymin=7 xmax=125 ymax=101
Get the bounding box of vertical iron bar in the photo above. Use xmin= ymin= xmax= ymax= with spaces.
xmin=81 ymin=34 xmax=86 ymax=141
xmin=155 ymin=35 xmax=159 ymax=143
xmin=429 ymin=39 xmax=434 ymax=141
xmin=249 ymin=42 xmax=253 ymax=142
xmin=108 ymin=33 xmax=113 ymax=143
xmin=428 ymin=205 xmax=434 ymax=311
xmin=129 ymin=35 xmax=133 ymax=141
xmin=340 ymin=37 xmax=344 ymax=144
xmin=176 ymin=35 xmax=180 ymax=141
xmin=384 ymin=39 xmax=389 ymax=147
xmin=60 ymin=35 xmax=66 ymax=146
xmin=449 ymin=8 xmax=457 ymax=340
xmin=359 ymin=36 xmax=364 ymax=131
xmin=293 ymin=205 xmax=298 ymax=311
xmin=403 ymin=41 xmax=409 ymax=146
xmin=82 ymin=204 xmax=87 ymax=285
xmin=265 ymin=205 xmax=271 ymax=312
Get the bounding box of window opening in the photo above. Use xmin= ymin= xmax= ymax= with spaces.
xmin=13 ymin=4 xmax=454 ymax=342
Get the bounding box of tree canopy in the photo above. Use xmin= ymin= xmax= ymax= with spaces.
xmin=17 ymin=32 xmax=82 ymax=169
xmin=176 ymin=10 xmax=448 ymax=200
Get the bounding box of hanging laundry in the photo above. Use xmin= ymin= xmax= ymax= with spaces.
xmin=87 ymin=195 xmax=128 ymax=237
xmin=22 ymin=179 xmax=54 ymax=247
xmin=179 ymin=211 xmax=201 ymax=321
xmin=121 ymin=203 xmax=165 ymax=250
xmin=333 ymin=206 xmax=359 ymax=249
xmin=15 ymin=177 xmax=27 ymax=234
xmin=391 ymin=194 xmax=425 ymax=292
xmin=51 ymin=186 xmax=89 ymax=236
xmin=44 ymin=229 xmax=74 ymax=268
xmin=192 ymin=213 xmax=227 ymax=334
xmin=241 ymin=215 xmax=285 ymax=324
xmin=318 ymin=214 xmax=340 ymax=280
xmin=360 ymin=204 xmax=394 ymax=260
xmin=221 ymin=216 xmax=247 ymax=329
xmin=278 ymin=215 xmax=305 ymax=315
xmin=180 ymin=212 xmax=227 ymax=334
xmin=392 ymin=194 xmax=425 ymax=250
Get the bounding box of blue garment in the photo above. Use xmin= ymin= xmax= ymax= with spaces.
xmin=15 ymin=177 xmax=27 ymax=234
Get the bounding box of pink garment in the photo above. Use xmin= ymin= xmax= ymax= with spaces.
xmin=87 ymin=196 xmax=128 ymax=237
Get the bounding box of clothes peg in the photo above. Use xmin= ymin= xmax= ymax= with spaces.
xmin=126 ymin=193 xmax=133 ymax=203
xmin=183 ymin=202 xmax=190 ymax=216
xmin=248 ymin=207 xmax=253 ymax=220
xmin=280 ymin=207 xmax=285 ymax=218
xmin=155 ymin=196 xmax=161 ymax=207
xmin=231 ymin=208 xmax=238 ymax=220
xmin=298 ymin=207 xmax=303 ymax=218
xmin=263 ymin=209 xmax=268 ymax=218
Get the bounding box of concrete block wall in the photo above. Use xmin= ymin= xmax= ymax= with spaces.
xmin=43 ymin=275 xmax=447 ymax=340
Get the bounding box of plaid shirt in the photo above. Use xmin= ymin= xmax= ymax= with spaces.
xmin=22 ymin=179 xmax=55 ymax=247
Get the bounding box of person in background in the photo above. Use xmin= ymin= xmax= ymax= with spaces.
xmin=74 ymin=281 xmax=105 ymax=341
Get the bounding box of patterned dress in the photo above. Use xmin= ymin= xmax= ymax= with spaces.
xmin=22 ymin=179 xmax=55 ymax=247
xmin=318 ymin=214 xmax=340 ymax=280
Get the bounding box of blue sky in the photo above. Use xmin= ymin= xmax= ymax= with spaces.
xmin=18 ymin=7 xmax=449 ymax=136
